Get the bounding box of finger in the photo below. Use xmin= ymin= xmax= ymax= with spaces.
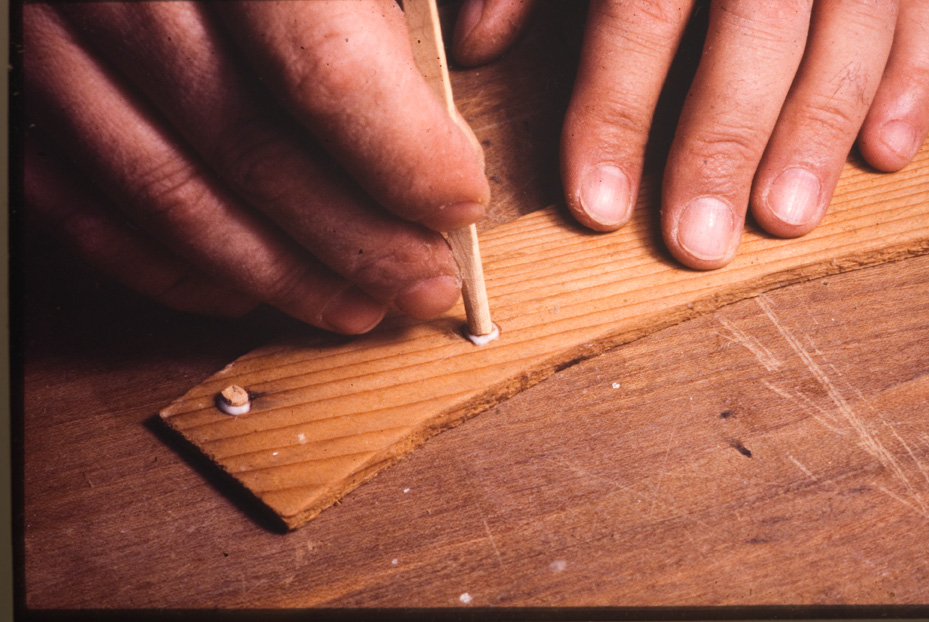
xmin=857 ymin=0 xmax=929 ymax=172
xmin=25 ymin=129 xmax=258 ymax=318
xmin=562 ymin=0 xmax=695 ymax=232
xmin=452 ymin=0 xmax=538 ymax=67
xmin=221 ymin=0 xmax=490 ymax=231
xmin=752 ymin=0 xmax=898 ymax=238
xmin=54 ymin=2 xmax=462 ymax=319
xmin=25 ymin=5 xmax=386 ymax=334
xmin=662 ymin=0 xmax=813 ymax=269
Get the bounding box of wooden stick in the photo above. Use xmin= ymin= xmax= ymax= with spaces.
xmin=404 ymin=0 xmax=495 ymax=339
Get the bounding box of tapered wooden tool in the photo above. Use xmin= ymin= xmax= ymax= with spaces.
xmin=404 ymin=0 xmax=495 ymax=339
xmin=159 ymin=143 xmax=929 ymax=530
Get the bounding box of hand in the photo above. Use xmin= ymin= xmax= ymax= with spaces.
xmin=454 ymin=0 xmax=929 ymax=269
xmin=24 ymin=1 xmax=490 ymax=333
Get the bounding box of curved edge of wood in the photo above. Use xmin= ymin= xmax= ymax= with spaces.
xmin=160 ymin=148 xmax=929 ymax=530
xmin=278 ymin=238 xmax=928 ymax=529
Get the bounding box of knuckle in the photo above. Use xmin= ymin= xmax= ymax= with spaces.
xmin=841 ymin=0 xmax=898 ymax=33
xmin=149 ymin=269 xmax=198 ymax=306
xmin=260 ymin=263 xmax=314 ymax=308
xmin=718 ymin=0 xmax=813 ymax=29
xmin=331 ymin=228 xmax=448 ymax=301
xmin=631 ymin=0 xmax=687 ymax=26
xmin=714 ymin=0 xmax=814 ymax=51
xmin=346 ymin=246 xmax=412 ymax=297
xmin=597 ymin=0 xmax=682 ymax=29
xmin=899 ymin=53 xmax=929 ymax=93
xmin=913 ymin=49 xmax=929 ymax=77
xmin=327 ymin=237 xmax=403 ymax=297
xmin=130 ymin=156 xmax=207 ymax=221
xmin=603 ymin=105 xmax=652 ymax=136
xmin=595 ymin=0 xmax=688 ymax=51
xmin=801 ymin=95 xmax=864 ymax=140
xmin=211 ymin=117 xmax=294 ymax=204
xmin=570 ymin=94 xmax=653 ymax=138
xmin=683 ymin=124 xmax=766 ymax=173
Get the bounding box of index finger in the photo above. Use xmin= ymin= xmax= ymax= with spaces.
xmin=221 ymin=0 xmax=490 ymax=231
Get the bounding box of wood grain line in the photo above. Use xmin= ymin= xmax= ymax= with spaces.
xmin=160 ymin=146 xmax=929 ymax=529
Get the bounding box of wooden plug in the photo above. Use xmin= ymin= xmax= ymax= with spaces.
xmin=403 ymin=0 xmax=497 ymax=343
xmin=216 ymin=384 xmax=250 ymax=416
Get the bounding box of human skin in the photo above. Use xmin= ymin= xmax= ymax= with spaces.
xmin=454 ymin=0 xmax=929 ymax=269
xmin=24 ymin=1 xmax=489 ymax=333
xmin=24 ymin=1 xmax=929 ymax=334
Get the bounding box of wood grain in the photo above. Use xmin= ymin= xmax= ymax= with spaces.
xmin=23 ymin=253 xmax=929 ymax=608
xmin=159 ymin=143 xmax=929 ymax=530
xmin=22 ymin=1 xmax=929 ymax=609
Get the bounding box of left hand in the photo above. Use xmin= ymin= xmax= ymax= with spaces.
xmin=454 ymin=0 xmax=929 ymax=269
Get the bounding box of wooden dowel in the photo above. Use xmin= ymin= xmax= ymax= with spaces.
xmin=446 ymin=225 xmax=495 ymax=339
xmin=403 ymin=0 xmax=495 ymax=339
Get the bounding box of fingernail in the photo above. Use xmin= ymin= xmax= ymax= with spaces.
xmin=676 ymin=197 xmax=736 ymax=261
xmin=395 ymin=275 xmax=461 ymax=319
xmin=579 ymin=165 xmax=632 ymax=228
xmin=766 ymin=167 xmax=822 ymax=226
xmin=322 ymin=287 xmax=386 ymax=334
xmin=880 ymin=120 xmax=919 ymax=160
xmin=432 ymin=201 xmax=485 ymax=230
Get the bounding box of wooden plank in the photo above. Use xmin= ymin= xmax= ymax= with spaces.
xmin=24 ymin=252 xmax=929 ymax=607
xmin=22 ymin=1 xmax=929 ymax=607
xmin=313 ymin=264 xmax=929 ymax=607
xmin=159 ymin=143 xmax=929 ymax=530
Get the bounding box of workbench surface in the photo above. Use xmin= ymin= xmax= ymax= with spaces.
xmin=19 ymin=3 xmax=929 ymax=613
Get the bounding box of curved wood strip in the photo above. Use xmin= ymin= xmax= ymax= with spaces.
xmin=160 ymin=145 xmax=929 ymax=529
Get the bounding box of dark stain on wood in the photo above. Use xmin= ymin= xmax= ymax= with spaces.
xmin=554 ymin=356 xmax=587 ymax=373
xmin=729 ymin=439 xmax=753 ymax=458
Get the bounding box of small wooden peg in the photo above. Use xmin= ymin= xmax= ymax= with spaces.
xmin=446 ymin=225 xmax=495 ymax=338
xmin=217 ymin=384 xmax=250 ymax=416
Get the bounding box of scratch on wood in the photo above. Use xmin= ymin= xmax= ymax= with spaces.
xmin=552 ymin=456 xmax=709 ymax=534
xmin=761 ymin=379 xmax=843 ymax=433
xmin=876 ymin=484 xmax=928 ymax=518
xmin=716 ymin=317 xmax=783 ymax=372
xmin=757 ymin=295 xmax=928 ymax=516
xmin=787 ymin=453 xmax=816 ymax=482
xmin=482 ymin=518 xmax=505 ymax=569
xmin=761 ymin=380 xmax=792 ymax=400
xmin=886 ymin=423 xmax=929 ymax=490
xmin=648 ymin=427 xmax=677 ymax=515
